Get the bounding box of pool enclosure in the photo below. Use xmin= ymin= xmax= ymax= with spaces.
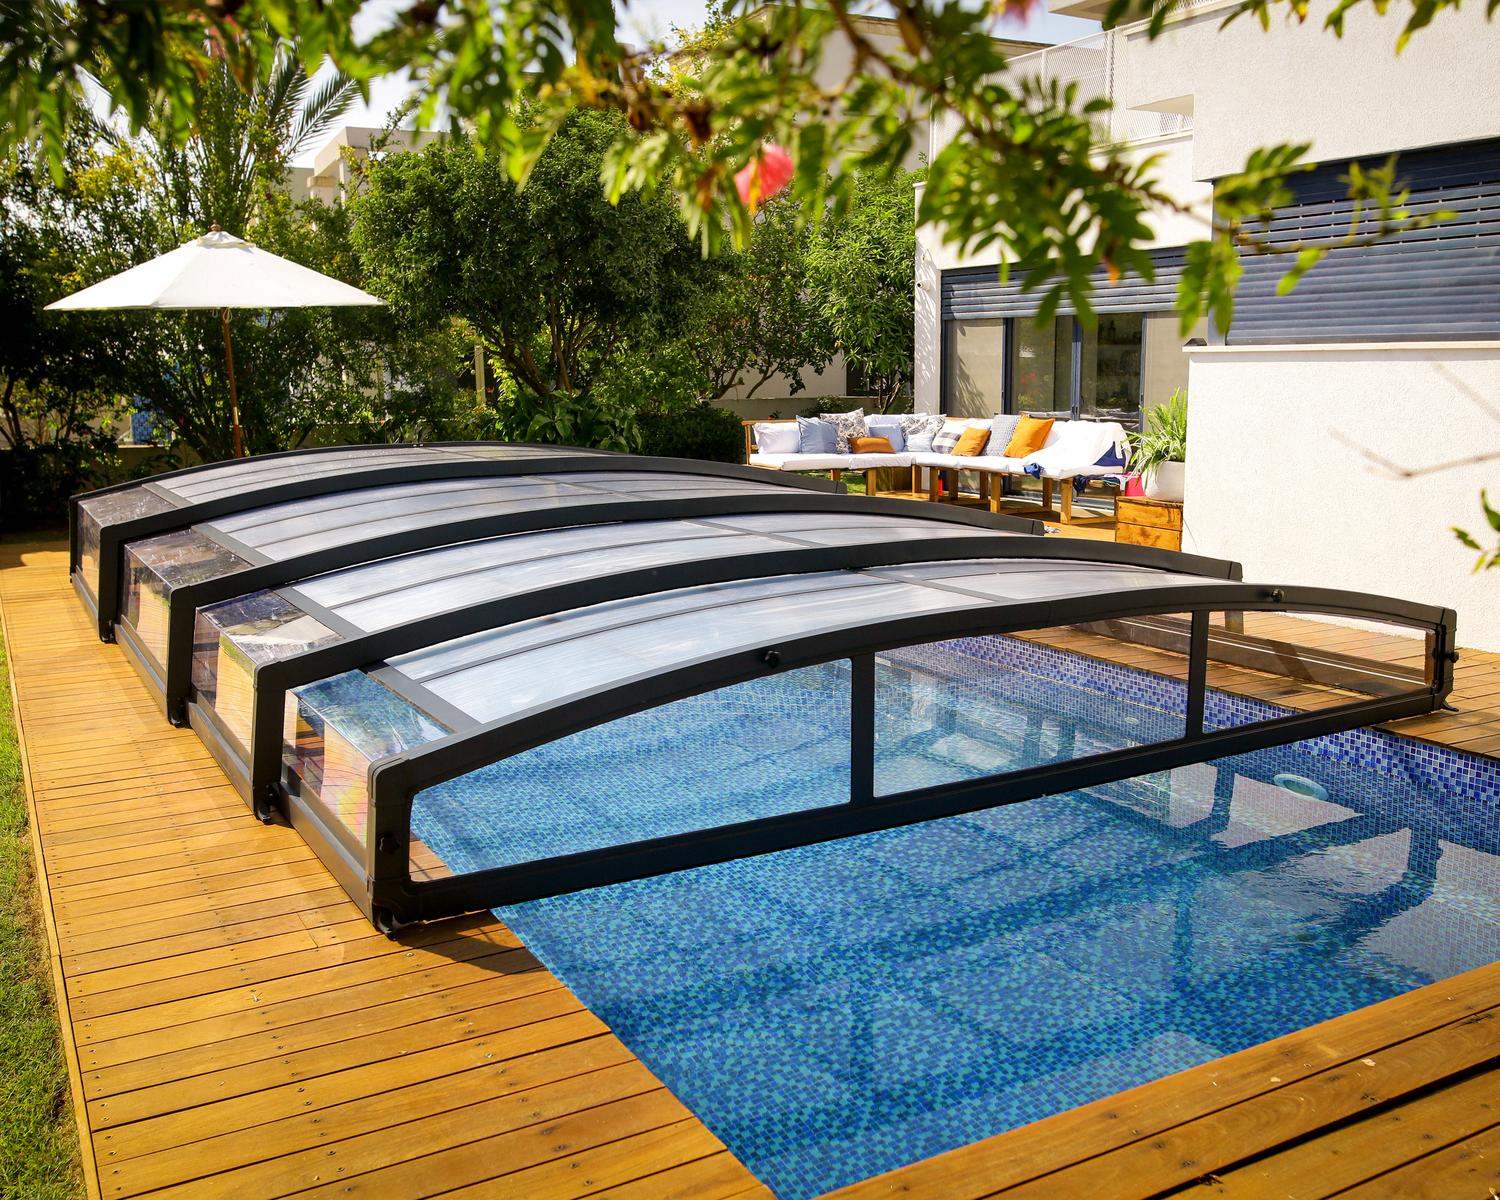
xmin=70 ymin=443 xmax=1457 ymax=930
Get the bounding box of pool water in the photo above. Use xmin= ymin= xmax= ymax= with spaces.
xmin=412 ymin=635 xmax=1500 ymax=1200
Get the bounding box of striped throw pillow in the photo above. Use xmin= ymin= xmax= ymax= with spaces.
xmin=930 ymin=420 xmax=968 ymax=455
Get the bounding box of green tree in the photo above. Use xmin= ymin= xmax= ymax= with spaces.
xmin=4 ymin=0 xmax=1483 ymax=333
xmin=352 ymin=110 xmax=711 ymax=450
xmin=805 ymin=168 xmax=918 ymax=410
xmin=0 ymin=135 xmax=156 ymax=523
xmin=679 ymin=193 xmax=835 ymax=402
xmin=37 ymin=46 xmax=473 ymax=462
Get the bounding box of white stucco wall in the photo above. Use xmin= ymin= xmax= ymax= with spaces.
xmin=1183 ymin=344 xmax=1500 ymax=650
xmin=1114 ymin=0 xmax=1500 ymax=180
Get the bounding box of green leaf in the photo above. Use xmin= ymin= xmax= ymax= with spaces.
xmin=1277 ymin=246 xmax=1326 ymax=295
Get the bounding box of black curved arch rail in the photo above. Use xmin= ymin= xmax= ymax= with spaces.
xmin=341 ymin=581 xmax=1451 ymax=928
xmin=69 ymin=442 xmax=845 ymax=638
xmin=127 ymin=488 xmax=1069 ymax=727
xmin=205 ymin=531 xmax=1239 ymax=811
xmin=72 ymin=445 xmax=1457 ymax=932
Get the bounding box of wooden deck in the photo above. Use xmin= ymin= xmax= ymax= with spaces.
xmin=0 ymin=538 xmax=772 ymax=1200
xmin=5 ymin=532 xmax=1497 ymax=1200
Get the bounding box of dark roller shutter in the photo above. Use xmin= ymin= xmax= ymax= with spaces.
xmin=1228 ymin=136 xmax=1500 ymax=343
xmin=940 ymin=246 xmax=1188 ymax=321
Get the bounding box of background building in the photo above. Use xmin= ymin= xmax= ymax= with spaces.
xmin=914 ymin=0 xmax=1500 ymax=648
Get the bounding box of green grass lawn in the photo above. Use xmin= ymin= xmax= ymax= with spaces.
xmin=0 ymin=628 xmax=82 ymax=1200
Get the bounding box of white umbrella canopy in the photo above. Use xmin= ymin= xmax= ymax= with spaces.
xmin=47 ymin=228 xmax=384 ymax=457
xmin=46 ymin=229 xmax=384 ymax=311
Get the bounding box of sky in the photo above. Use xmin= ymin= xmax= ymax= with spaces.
xmin=295 ymin=0 xmax=1100 ymax=165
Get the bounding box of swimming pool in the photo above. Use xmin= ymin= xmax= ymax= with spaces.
xmin=413 ymin=634 xmax=1499 ymax=1200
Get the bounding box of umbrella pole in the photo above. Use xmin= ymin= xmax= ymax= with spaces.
xmin=220 ymin=307 xmax=244 ymax=458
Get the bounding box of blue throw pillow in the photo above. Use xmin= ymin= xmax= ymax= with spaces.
xmin=796 ymin=415 xmax=838 ymax=454
xmin=865 ymin=415 xmax=906 ymax=452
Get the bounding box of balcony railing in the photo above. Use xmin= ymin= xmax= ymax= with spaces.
xmin=929 ymin=31 xmax=1192 ymax=161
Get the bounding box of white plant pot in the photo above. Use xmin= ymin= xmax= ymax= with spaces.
xmin=1142 ymin=460 xmax=1185 ymax=502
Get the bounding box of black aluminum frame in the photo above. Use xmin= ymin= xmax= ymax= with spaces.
xmin=198 ymin=531 xmax=1238 ymax=814
xmin=137 ymin=489 xmax=1066 ymax=729
xmin=346 ymin=582 xmax=1454 ymax=929
xmin=69 ymin=443 xmax=844 ymax=639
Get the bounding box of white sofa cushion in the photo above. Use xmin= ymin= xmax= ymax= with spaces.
xmin=901 ymin=414 xmax=944 ymax=453
xmin=752 ymin=421 xmax=799 ymax=455
xmin=1024 ymin=420 xmax=1130 ymax=479
xmin=912 ymin=451 xmax=1027 ymax=474
xmin=750 ymin=452 xmax=912 ymax=470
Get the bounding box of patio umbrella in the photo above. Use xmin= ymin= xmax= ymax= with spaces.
xmin=47 ymin=226 xmax=384 ymax=458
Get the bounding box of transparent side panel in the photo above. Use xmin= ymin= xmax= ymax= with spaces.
xmin=75 ymin=488 xmax=175 ymax=597
xmin=409 ymin=662 xmax=851 ymax=880
xmin=283 ymin=672 xmax=448 ymax=847
xmin=1201 ymin=610 xmax=1431 ymax=729
xmin=875 ymin=633 xmax=1187 ymax=796
xmin=192 ymin=592 xmax=339 ymax=752
xmin=1038 ymin=611 xmax=1431 ymax=731
xmin=119 ymin=530 xmax=249 ymax=668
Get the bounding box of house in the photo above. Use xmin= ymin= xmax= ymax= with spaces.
xmin=288 ymin=125 xmax=443 ymax=206
xmin=913 ymin=0 xmax=1500 ymax=649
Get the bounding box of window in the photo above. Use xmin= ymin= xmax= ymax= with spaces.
xmin=941 ymin=319 xmax=1005 ymax=420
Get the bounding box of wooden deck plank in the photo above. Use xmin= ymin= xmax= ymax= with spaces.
xmin=0 ymin=537 xmax=769 ymax=1200
xmin=1194 ymin=1065 xmax=1498 ymax=1197
xmin=1329 ymin=1121 xmax=1500 ymax=1198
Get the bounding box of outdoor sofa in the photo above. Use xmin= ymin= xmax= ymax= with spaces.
xmin=744 ymin=412 xmax=1130 ymax=523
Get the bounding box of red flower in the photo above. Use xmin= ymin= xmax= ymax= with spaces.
xmin=735 ymin=144 xmax=794 ymax=211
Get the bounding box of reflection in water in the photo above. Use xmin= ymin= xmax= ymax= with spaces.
xmin=413 ymin=638 xmax=1500 ymax=1200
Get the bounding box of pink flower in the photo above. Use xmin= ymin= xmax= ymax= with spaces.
xmin=735 ymin=144 xmax=794 ymax=211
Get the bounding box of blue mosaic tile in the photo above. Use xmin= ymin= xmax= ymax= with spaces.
xmin=410 ymin=633 xmax=1500 ymax=1200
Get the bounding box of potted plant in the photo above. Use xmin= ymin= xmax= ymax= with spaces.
xmin=1128 ymin=388 xmax=1188 ymax=502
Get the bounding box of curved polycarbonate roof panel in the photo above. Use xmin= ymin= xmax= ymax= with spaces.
xmin=208 ymin=471 xmax=795 ymax=563
xmin=288 ymin=512 xmax=1025 ymax=634
xmin=385 ymin=560 xmax=1242 ymax=727
xmin=150 ymin=443 xmax=597 ymax=505
xmin=72 ymin=442 xmax=847 ymax=637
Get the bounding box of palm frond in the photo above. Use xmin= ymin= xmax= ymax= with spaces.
xmin=262 ymin=49 xmax=305 ymax=141
xmin=287 ymin=68 xmax=357 ymax=159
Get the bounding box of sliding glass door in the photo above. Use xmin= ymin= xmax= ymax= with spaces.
xmin=1008 ymin=314 xmax=1143 ymax=426
xmin=1010 ymin=316 xmax=1073 ymax=418
xmin=1080 ymin=313 xmax=1144 ymax=424
xmin=940 ymin=310 xmax=1160 ymax=506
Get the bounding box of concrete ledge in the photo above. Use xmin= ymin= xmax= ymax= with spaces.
xmin=1188 ymin=341 xmax=1500 ymax=355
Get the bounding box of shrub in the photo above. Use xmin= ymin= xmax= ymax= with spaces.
xmin=0 ymin=439 xmax=117 ymax=531
xmin=637 ymin=404 xmax=743 ymax=463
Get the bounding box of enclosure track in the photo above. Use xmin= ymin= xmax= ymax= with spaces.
xmin=1 ymin=537 xmax=774 ymax=1200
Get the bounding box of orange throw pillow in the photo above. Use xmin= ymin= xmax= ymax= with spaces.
xmin=1004 ymin=415 xmax=1054 ymax=457
xmin=953 ymin=427 xmax=990 ymax=457
xmin=851 ymin=436 xmax=895 ymax=454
